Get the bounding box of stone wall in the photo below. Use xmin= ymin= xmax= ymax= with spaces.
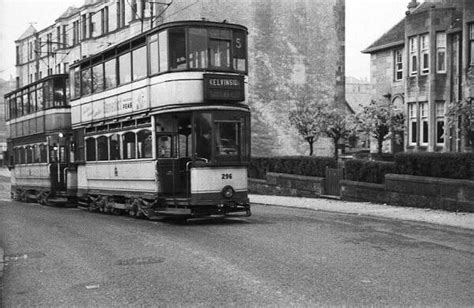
xmin=249 ymin=172 xmax=325 ymax=198
xmin=341 ymin=174 xmax=474 ymax=212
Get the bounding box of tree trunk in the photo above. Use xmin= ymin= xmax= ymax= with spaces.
xmin=377 ymin=137 xmax=384 ymax=154
xmin=333 ymin=137 xmax=339 ymax=161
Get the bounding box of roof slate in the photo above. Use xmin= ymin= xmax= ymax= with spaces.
xmin=362 ymin=18 xmax=405 ymax=53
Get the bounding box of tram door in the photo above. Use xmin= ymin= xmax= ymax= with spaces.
xmin=49 ymin=139 xmax=68 ymax=192
xmin=156 ymin=113 xmax=193 ymax=198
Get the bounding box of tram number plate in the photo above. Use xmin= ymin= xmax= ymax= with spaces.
xmin=222 ymin=173 xmax=233 ymax=180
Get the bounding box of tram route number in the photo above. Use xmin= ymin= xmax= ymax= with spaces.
xmin=222 ymin=173 xmax=232 ymax=180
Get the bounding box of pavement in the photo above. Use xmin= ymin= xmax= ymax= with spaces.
xmin=249 ymin=194 xmax=474 ymax=230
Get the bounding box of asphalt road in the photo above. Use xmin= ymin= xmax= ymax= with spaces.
xmin=0 ymin=199 xmax=473 ymax=306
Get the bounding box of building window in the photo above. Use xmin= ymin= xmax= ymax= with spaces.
xmin=408 ymin=103 xmax=417 ymax=145
xmin=82 ymin=14 xmax=87 ymax=40
xmin=16 ymin=46 xmax=20 ymax=65
xmin=436 ymin=32 xmax=446 ymax=73
xmin=436 ymin=102 xmax=445 ymax=145
xmin=101 ymin=7 xmax=109 ymax=35
xmin=420 ymin=34 xmax=429 ymax=74
xmin=420 ymin=102 xmax=428 ymax=145
xmin=394 ymin=49 xmax=403 ymax=81
xmin=62 ymin=25 xmax=68 ymax=46
xmin=409 ymin=36 xmax=418 ymax=76
xmin=470 ymin=24 xmax=474 ymax=66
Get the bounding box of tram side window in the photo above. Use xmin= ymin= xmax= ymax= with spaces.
xmin=81 ymin=68 xmax=92 ymax=96
xmin=118 ymin=52 xmax=132 ymax=84
xmin=34 ymin=145 xmax=40 ymax=163
xmin=110 ymin=134 xmax=121 ymax=160
xmin=137 ymin=130 xmax=152 ymax=158
xmin=169 ymin=28 xmax=186 ymax=70
xmin=39 ymin=144 xmax=47 ymax=162
xmin=97 ymin=136 xmax=109 ymax=161
xmin=92 ymin=63 xmax=104 ymax=93
xmin=132 ymin=46 xmax=147 ymax=80
xmin=26 ymin=146 xmax=34 ymax=164
xmin=104 ymin=59 xmax=117 ymax=89
xmin=188 ymin=28 xmax=208 ymax=69
xmin=19 ymin=147 xmax=26 ymax=164
xmin=86 ymin=138 xmax=97 ymax=161
xmin=123 ymin=132 xmax=136 ymax=159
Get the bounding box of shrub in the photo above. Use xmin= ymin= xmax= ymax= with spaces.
xmin=249 ymin=156 xmax=336 ymax=179
xmin=345 ymin=160 xmax=397 ymax=184
xmin=394 ymin=152 xmax=473 ymax=179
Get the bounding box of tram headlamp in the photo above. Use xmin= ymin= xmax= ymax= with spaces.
xmin=221 ymin=185 xmax=235 ymax=199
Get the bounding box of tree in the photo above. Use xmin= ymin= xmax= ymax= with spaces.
xmin=288 ymin=100 xmax=324 ymax=156
xmin=356 ymin=100 xmax=405 ymax=154
xmin=320 ymin=108 xmax=358 ymax=161
xmin=446 ymin=98 xmax=474 ymax=148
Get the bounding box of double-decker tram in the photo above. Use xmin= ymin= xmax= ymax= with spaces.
xmin=69 ymin=20 xmax=251 ymax=218
xmin=4 ymin=74 xmax=73 ymax=204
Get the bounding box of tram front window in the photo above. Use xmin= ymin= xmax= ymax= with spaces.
xmin=195 ymin=113 xmax=212 ymax=160
xmin=216 ymin=122 xmax=240 ymax=156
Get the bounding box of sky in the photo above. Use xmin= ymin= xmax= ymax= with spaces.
xmin=0 ymin=0 xmax=409 ymax=81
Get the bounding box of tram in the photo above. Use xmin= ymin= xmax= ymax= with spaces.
xmin=4 ymin=74 xmax=73 ymax=204
xmin=68 ymin=20 xmax=251 ymax=218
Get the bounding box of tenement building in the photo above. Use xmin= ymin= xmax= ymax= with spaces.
xmin=363 ymin=0 xmax=473 ymax=153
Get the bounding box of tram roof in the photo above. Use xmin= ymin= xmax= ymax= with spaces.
xmin=70 ymin=20 xmax=248 ymax=69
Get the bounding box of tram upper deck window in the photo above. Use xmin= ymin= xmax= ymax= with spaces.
xmin=188 ymin=28 xmax=208 ymax=69
xmin=53 ymin=78 xmax=66 ymax=107
xmin=81 ymin=68 xmax=92 ymax=96
xmin=29 ymin=88 xmax=36 ymax=113
xmin=104 ymin=59 xmax=117 ymax=89
xmin=119 ymin=52 xmax=132 ymax=84
xmin=209 ymin=28 xmax=231 ymax=70
xmin=92 ymin=63 xmax=104 ymax=93
xmin=132 ymin=46 xmax=147 ymax=80
xmin=16 ymin=95 xmax=23 ymax=117
xmin=71 ymin=67 xmax=81 ymax=99
xmin=43 ymin=79 xmax=54 ymax=109
xmin=169 ymin=28 xmax=186 ymax=70
xmin=37 ymin=85 xmax=44 ymax=111
xmin=159 ymin=31 xmax=168 ymax=72
xmin=22 ymin=90 xmax=29 ymax=115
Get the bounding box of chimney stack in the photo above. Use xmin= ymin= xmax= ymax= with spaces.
xmin=406 ymin=0 xmax=419 ymax=14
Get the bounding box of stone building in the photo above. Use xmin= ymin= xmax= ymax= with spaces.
xmin=12 ymin=0 xmax=346 ymax=156
xmin=363 ymin=0 xmax=473 ymax=153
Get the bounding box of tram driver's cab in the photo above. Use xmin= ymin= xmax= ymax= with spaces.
xmin=155 ymin=109 xmax=250 ymax=204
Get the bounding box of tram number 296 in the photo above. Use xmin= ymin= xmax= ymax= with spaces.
xmin=222 ymin=173 xmax=233 ymax=180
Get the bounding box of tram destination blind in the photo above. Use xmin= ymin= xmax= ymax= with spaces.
xmin=203 ymin=74 xmax=245 ymax=102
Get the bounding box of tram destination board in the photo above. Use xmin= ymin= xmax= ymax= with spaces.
xmin=203 ymin=74 xmax=245 ymax=102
